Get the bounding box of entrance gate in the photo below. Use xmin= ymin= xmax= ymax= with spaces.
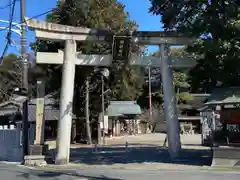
xmin=26 ymin=18 xmax=195 ymax=164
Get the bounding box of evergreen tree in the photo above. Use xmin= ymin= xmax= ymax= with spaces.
xmin=150 ymin=0 xmax=240 ymax=92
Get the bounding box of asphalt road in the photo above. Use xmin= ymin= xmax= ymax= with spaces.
xmin=75 ymin=167 xmax=240 ymax=180
xmin=1 ymin=163 xmax=240 ymax=180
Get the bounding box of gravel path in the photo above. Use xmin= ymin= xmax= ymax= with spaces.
xmin=2 ymin=133 xmax=234 ymax=179
xmin=45 ymin=133 xmax=212 ymax=170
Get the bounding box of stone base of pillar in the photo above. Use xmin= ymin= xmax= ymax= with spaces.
xmin=24 ymin=144 xmax=51 ymax=166
xmin=24 ymin=155 xmax=48 ymax=166
xmin=55 ymin=158 xmax=69 ymax=165
xmin=28 ymin=144 xmax=49 ymax=155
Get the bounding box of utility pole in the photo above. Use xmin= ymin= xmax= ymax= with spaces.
xmin=20 ymin=0 xmax=29 ymax=158
xmin=85 ymin=78 xmax=92 ymax=144
xmin=99 ymin=68 xmax=109 ymax=145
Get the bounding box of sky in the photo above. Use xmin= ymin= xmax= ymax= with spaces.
xmin=0 ymin=0 xmax=163 ymax=57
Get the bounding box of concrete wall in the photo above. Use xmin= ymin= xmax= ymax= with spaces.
xmin=0 ymin=125 xmax=35 ymax=162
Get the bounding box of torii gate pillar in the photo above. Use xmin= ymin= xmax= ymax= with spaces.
xmin=160 ymin=44 xmax=181 ymax=158
xmin=55 ymin=40 xmax=76 ymax=164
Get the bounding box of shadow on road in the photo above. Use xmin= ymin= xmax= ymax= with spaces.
xmin=49 ymin=144 xmax=212 ymax=166
xmin=14 ymin=169 xmax=123 ymax=180
xmin=0 ymin=163 xmax=123 ymax=179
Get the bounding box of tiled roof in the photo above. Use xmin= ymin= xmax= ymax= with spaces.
xmin=0 ymin=95 xmax=76 ymax=121
xmin=107 ymin=101 xmax=141 ymax=117
xmin=28 ymin=104 xmax=60 ymax=122
xmin=28 ymin=94 xmax=56 ymax=105
xmin=0 ymin=108 xmax=19 ymax=116
xmin=185 ymin=94 xmax=210 ymax=106
xmin=206 ymin=87 xmax=240 ymax=105
xmin=178 ymin=115 xmax=201 ymax=120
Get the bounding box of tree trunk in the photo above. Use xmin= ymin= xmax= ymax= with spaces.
xmin=163 ymin=135 xmax=168 ymax=147
xmin=85 ymin=78 xmax=92 ymax=144
xmin=71 ymin=119 xmax=77 ymax=144
xmin=98 ymin=113 xmax=101 ymax=144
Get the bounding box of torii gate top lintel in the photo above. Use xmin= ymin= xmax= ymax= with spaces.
xmin=25 ymin=18 xmax=195 ymax=45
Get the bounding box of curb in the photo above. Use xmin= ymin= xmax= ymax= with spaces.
xmin=12 ymin=163 xmax=240 ymax=174
xmin=0 ymin=161 xmax=20 ymax=165
xmin=213 ymin=166 xmax=240 ymax=172
xmin=20 ymin=164 xmax=240 ymax=174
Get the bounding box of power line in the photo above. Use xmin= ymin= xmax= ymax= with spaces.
xmin=0 ymin=0 xmax=19 ymax=10
xmin=0 ymin=0 xmax=19 ymax=101
xmin=0 ymin=8 xmax=56 ymax=33
xmin=9 ymin=0 xmax=16 ymax=33
xmin=9 ymin=0 xmax=13 ymax=23
xmin=0 ymin=6 xmax=57 ymax=62
xmin=0 ymin=0 xmax=17 ymax=62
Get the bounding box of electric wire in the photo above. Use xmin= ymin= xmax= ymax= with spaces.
xmin=0 ymin=0 xmax=19 ymax=10
xmin=0 ymin=0 xmax=17 ymax=63
xmin=0 ymin=8 xmax=57 ymax=33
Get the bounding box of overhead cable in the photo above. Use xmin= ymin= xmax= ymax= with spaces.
xmin=0 ymin=0 xmax=19 ymax=10
xmin=0 ymin=0 xmax=17 ymax=63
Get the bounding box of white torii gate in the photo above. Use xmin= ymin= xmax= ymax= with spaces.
xmin=26 ymin=18 xmax=196 ymax=164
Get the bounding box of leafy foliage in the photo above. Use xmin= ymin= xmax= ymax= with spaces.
xmin=150 ymin=0 xmax=240 ymax=92
xmin=176 ymin=92 xmax=193 ymax=104
xmin=0 ymin=54 xmax=22 ymax=102
xmin=139 ymin=104 xmax=164 ymax=132
xmin=32 ymin=0 xmax=145 ymax=120
xmin=138 ymin=47 xmax=192 ymax=107
xmin=150 ymin=47 xmax=191 ymax=88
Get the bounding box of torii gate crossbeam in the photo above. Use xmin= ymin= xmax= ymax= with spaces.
xmin=26 ymin=18 xmax=195 ymax=165
xmin=36 ymin=50 xmax=196 ymax=68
